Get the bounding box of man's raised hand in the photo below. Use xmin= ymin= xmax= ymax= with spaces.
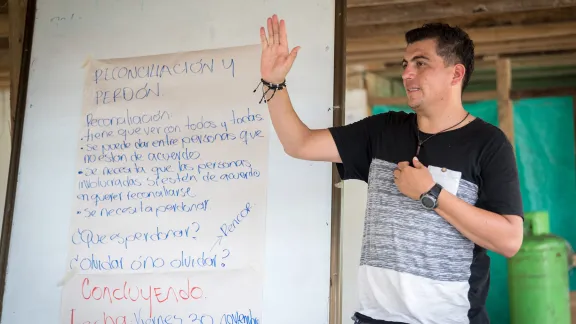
xmin=260 ymin=14 xmax=300 ymax=84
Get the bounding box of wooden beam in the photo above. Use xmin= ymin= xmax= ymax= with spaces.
xmin=0 ymin=14 xmax=8 ymax=38
xmin=347 ymin=7 xmax=576 ymax=38
xmin=348 ymin=21 xmax=576 ymax=53
xmin=480 ymin=52 xmax=576 ymax=70
xmin=9 ymin=0 xmax=29 ymax=135
xmin=0 ymin=69 xmax=9 ymax=88
xmin=0 ymin=49 xmax=9 ymax=71
xmin=329 ymin=2 xmax=346 ymax=324
xmin=355 ymin=52 xmax=576 ymax=78
xmin=496 ymin=58 xmax=514 ymax=147
xmin=347 ymin=0 xmax=427 ymax=7
xmin=472 ymin=67 xmax=576 ymax=83
xmin=368 ymin=87 xmax=576 ymax=106
xmin=369 ymin=90 xmax=498 ymax=106
xmin=347 ymin=35 xmax=576 ymax=65
xmin=347 ymin=0 xmax=576 ymax=26
xmin=510 ymin=88 xmax=576 ymax=99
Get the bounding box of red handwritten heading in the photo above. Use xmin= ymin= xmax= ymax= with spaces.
xmin=80 ymin=277 xmax=203 ymax=317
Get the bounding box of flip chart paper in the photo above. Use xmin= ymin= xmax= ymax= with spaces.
xmin=61 ymin=44 xmax=267 ymax=324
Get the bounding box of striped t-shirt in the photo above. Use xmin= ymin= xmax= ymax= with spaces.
xmin=329 ymin=111 xmax=523 ymax=324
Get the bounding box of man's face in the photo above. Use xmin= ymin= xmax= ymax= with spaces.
xmin=401 ymin=38 xmax=461 ymax=110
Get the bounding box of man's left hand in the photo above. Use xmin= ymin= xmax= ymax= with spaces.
xmin=394 ymin=157 xmax=435 ymax=200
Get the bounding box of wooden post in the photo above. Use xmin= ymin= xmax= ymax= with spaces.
xmin=496 ymin=58 xmax=514 ymax=148
xmin=330 ymin=1 xmax=346 ymax=324
xmin=364 ymin=72 xmax=394 ymax=116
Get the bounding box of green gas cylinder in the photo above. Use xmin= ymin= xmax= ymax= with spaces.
xmin=507 ymin=211 xmax=573 ymax=324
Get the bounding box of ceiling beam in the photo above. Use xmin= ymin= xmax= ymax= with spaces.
xmin=348 ymin=21 xmax=576 ymax=53
xmin=347 ymin=35 xmax=576 ymax=65
xmin=355 ymin=52 xmax=576 ymax=77
xmin=469 ymin=67 xmax=576 ymax=83
xmin=347 ymin=0 xmax=576 ymax=26
xmin=347 ymin=7 xmax=576 ymax=38
xmin=347 ymin=0 xmax=428 ymax=8
xmin=510 ymin=87 xmax=576 ymax=99
xmin=369 ymin=90 xmax=498 ymax=106
xmin=368 ymin=87 xmax=576 ymax=107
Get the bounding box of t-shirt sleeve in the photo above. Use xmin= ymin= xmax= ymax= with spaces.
xmin=476 ymin=131 xmax=524 ymax=219
xmin=328 ymin=114 xmax=382 ymax=182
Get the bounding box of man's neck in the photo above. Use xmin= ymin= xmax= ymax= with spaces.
xmin=416 ymin=103 xmax=470 ymax=134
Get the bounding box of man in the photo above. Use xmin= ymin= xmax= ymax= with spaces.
xmin=259 ymin=14 xmax=524 ymax=324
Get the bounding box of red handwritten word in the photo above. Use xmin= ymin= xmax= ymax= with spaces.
xmin=80 ymin=277 xmax=203 ymax=317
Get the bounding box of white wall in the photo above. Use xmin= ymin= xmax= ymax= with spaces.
xmin=341 ymin=88 xmax=369 ymax=323
xmin=0 ymin=89 xmax=10 ymax=236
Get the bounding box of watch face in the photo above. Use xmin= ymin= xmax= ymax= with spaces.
xmin=421 ymin=195 xmax=436 ymax=209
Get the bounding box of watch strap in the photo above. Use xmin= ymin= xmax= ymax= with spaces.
xmin=428 ymin=183 xmax=443 ymax=198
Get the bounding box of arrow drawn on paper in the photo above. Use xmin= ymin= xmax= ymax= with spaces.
xmin=210 ymin=235 xmax=223 ymax=252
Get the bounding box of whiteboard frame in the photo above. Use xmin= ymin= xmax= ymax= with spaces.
xmin=0 ymin=0 xmax=347 ymax=323
xmin=330 ymin=1 xmax=347 ymax=324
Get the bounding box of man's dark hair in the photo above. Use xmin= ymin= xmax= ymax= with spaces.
xmin=405 ymin=23 xmax=475 ymax=92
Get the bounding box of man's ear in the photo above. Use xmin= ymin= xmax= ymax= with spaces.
xmin=451 ymin=64 xmax=465 ymax=86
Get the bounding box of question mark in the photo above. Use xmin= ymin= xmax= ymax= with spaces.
xmin=190 ymin=222 xmax=200 ymax=240
xmin=221 ymin=249 xmax=230 ymax=267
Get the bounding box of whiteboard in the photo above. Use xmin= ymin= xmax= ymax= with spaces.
xmin=0 ymin=1 xmax=340 ymax=323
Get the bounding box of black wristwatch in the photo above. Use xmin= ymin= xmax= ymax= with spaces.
xmin=420 ymin=183 xmax=443 ymax=210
